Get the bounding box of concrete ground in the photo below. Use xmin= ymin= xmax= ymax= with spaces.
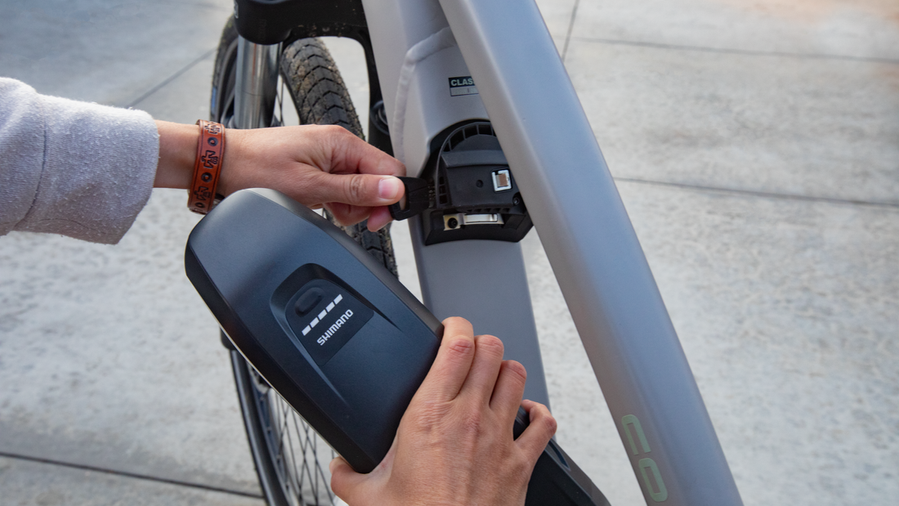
xmin=1 ymin=0 xmax=896 ymax=505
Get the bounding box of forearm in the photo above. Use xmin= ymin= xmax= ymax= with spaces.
xmin=0 ymin=77 xmax=158 ymax=244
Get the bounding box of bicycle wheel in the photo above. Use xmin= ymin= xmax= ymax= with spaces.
xmin=211 ymin=17 xmax=397 ymax=506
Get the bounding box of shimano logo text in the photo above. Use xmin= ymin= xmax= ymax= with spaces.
xmin=317 ymin=309 xmax=354 ymax=346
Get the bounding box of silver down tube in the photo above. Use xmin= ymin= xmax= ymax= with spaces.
xmin=437 ymin=0 xmax=744 ymax=505
xmin=359 ymin=0 xmax=552 ymax=407
xmin=233 ymin=36 xmax=280 ymax=129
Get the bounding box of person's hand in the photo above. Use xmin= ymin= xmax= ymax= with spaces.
xmin=154 ymin=122 xmax=405 ymax=231
xmin=329 ymin=317 xmax=557 ymax=506
xmin=220 ymin=125 xmax=405 ymax=231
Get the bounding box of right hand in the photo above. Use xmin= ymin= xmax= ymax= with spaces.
xmin=330 ymin=317 xmax=556 ymax=506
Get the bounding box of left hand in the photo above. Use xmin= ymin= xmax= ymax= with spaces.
xmin=154 ymin=122 xmax=406 ymax=231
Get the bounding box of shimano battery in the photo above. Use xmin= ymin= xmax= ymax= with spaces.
xmin=185 ymin=188 xmax=608 ymax=505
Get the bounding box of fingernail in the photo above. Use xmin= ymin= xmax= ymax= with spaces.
xmin=378 ymin=177 xmax=402 ymax=201
xmin=329 ymin=458 xmax=338 ymax=473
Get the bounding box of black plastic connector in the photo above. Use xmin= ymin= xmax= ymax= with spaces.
xmin=234 ymin=0 xmax=367 ymax=45
xmin=389 ymin=177 xmax=432 ymax=221
xmin=412 ymin=121 xmax=533 ymax=245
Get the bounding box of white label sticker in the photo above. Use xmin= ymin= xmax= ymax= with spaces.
xmin=449 ymin=76 xmax=478 ymax=97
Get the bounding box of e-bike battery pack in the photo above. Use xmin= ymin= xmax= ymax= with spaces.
xmin=185 ymin=188 xmax=608 ymax=506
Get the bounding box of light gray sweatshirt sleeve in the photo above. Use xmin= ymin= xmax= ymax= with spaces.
xmin=0 ymin=77 xmax=159 ymax=244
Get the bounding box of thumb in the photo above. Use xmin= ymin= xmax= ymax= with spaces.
xmin=314 ymin=173 xmax=404 ymax=208
xmin=329 ymin=456 xmax=367 ymax=503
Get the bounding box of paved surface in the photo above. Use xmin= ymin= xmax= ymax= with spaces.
xmin=1 ymin=0 xmax=897 ymax=505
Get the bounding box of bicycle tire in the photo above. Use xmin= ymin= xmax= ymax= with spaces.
xmin=211 ymin=17 xmax=397 ymax=506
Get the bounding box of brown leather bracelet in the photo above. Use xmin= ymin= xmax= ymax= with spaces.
xmin=187 ymin=120 xmax=225 ymax=214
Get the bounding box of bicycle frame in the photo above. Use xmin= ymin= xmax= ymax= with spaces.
xmin=231 ymin=0 xmax=744 ymax=504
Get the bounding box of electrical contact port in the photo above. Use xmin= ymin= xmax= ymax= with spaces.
xmin=444 ymin=213 xmax=505 ymax=231
xmin=463 ymin=213 xmax=504 ymax=225
xmin=492 ymin=169 xmax=512 ymax=192
xmin=443 ymin=213 xmax=463 ymax=231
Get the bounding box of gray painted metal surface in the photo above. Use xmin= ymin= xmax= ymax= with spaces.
xmin=436 ymin=0 xmax=743 ymax=504
xmin=362 ymin=0 xmax=553 ymax=406
xmin=408 ymin=217 xmax=550 ymax=406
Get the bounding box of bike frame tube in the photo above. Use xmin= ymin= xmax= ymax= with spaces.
xmin=433 ymin=0 xmax=743 ymax=504
xmin=408 ymin=216 xmax=551 ymax=406
xmin=360 ymin=0 xmax=553 ymax=407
